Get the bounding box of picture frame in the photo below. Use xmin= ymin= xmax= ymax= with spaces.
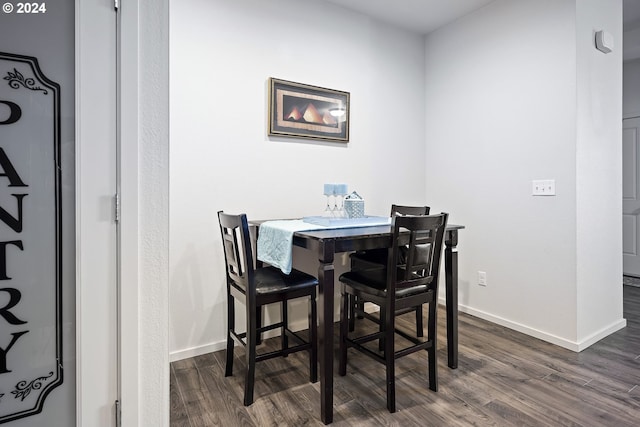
xmin=268 ymin=77 xmax=350 ymax=142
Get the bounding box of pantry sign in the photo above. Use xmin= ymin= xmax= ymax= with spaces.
xmin=0 ymin=52 xmax=63 ymax=423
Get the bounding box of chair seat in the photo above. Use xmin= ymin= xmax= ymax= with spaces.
xmin=254 ymin=266 xmax=318 ymax=295
xmin=340 ymin=268 xmax=432 ymax=298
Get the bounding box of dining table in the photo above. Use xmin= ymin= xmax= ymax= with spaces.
xmin=252 ymin=218 xmax=464 ymax=424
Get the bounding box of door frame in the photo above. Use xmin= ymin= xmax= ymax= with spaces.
xmin=623 ymin=116 xmax=640 ymax=277
xmin=116 ymin=1 xmax=170 ymax=424
xmin=76 ymin=0 xmax=119 ymax=425
xmin=76 ymin=1 xmax=168 ymax=425
xmin=76 ymin=1 xmax=143 ymax=425
xmin=117 ymin=1 xmax=141 ymax=425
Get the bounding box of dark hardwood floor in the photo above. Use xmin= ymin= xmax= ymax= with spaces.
xmin=171 ymin=285 xmax=640 ymax=426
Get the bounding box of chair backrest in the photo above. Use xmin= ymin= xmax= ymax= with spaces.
xmin=387 ymin=213 xmax=448 ymax=295
xmin=390 ymin=204 xmax=430 ymax=216
xmin=390 ymin=205 xmax=431 ymax=264
xmin=218 ymin=211 xmax=255 ymax=295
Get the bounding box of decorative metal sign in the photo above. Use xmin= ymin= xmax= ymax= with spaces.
xmin=0 ymin=52 xmax=62 ymax=423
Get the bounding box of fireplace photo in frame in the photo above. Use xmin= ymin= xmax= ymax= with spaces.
xmin=268 ymin=78 xmax=350 ymax=142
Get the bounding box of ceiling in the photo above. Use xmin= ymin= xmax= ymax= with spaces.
xmin=321 ymin=0 xmax=640 ymax=34
xmin=320 ymin=0 xmax=497 ymax=34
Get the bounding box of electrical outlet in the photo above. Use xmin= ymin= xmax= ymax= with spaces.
xmin=478 ymin=271 xmax=487 ymax=287
xmin=532 ymin=179 xmax=556 ymax=196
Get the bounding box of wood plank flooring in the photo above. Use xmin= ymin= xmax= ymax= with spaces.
xmin=171 ymin=286 xmax=640 ymax=426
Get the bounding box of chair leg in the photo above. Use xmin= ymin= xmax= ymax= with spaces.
xmin=415 ymin=305 xmax=424 ymax=337
xmin=244 ymin=309 xmax=257 ymax=406
xmin=225 ymin=293 xmax=235 ymax=377
xmin=356 ymin=298 xmax=365 ymax=319
xmin=309 ymin=294 xmax=318 ymax=383
xmin=384 ymin=305 xmax=396 ymax=413
xmin=256 ymin=306 xmax=262 ymax=345
xmin=339 ymin=288 xmax=349 ymax=376
xmin=379 ymin=309 xmax=386 ymax=352
xmin=427 ymin=300 xmax=438 ymax=392
xmin=282 ymin=300 xmax=289 ymax=356
xmin=348 ymin=294 xmax=356 ymax=332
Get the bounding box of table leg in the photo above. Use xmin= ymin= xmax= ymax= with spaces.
xmin=444 ymin=229 xmax=459 ymax=369
xmin=317 ymin=240 xmax=335 ymax=425
xmin=251 ymin=225 xmax=263 ymax=344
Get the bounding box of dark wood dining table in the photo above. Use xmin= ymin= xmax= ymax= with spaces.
xmin=252 ymin=220 xmax=464 ymax=424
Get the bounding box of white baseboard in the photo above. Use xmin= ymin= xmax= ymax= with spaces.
xmin=574 ymin=319 xmax=627 ymax=351
xmin=170 ymin=341 xmax=227 ymax=363
xmin=172 ymin=299 xmax=627 ymax=362
xmin=169 ymin=319 xmax=312 ymax=363
xmin=439 ymin=296 xmax=627 ymax=352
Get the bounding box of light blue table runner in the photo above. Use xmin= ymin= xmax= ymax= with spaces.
xmin=257 ymin=217 xmax=391 ymax=274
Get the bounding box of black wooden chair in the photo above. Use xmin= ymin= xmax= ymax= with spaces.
xmin=349 ymin=204 xmax=430 ymax=335
xmin=218 ymin=211 xmax=318 ymax=406
xmin=338 ymin=212 xmax=448 ymax=413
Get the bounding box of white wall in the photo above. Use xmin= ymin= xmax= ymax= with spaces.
xmin=624 ymin=58 xmax=640 ymax=117
xmin=575 ymin=0 xmax=624 ymax=346
xmin=169 ymin=0 xmax=427 ymax=359
xmin=424 ymin=0 xmax=624 ymax=350
xmin=134 ymin=0 xmax=170 ymax=425
xmin=169 ymin=0 xmax=626 ymax=360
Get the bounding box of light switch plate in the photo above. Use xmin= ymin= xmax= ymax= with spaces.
xmin=478 ymin=271 xmax=487 ymax=286
xmin=532 ymin=179 xmax=556 ymax=196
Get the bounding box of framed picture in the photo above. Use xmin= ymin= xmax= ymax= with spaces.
xmin=268 ymin=78 xmax=350 ymax=142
